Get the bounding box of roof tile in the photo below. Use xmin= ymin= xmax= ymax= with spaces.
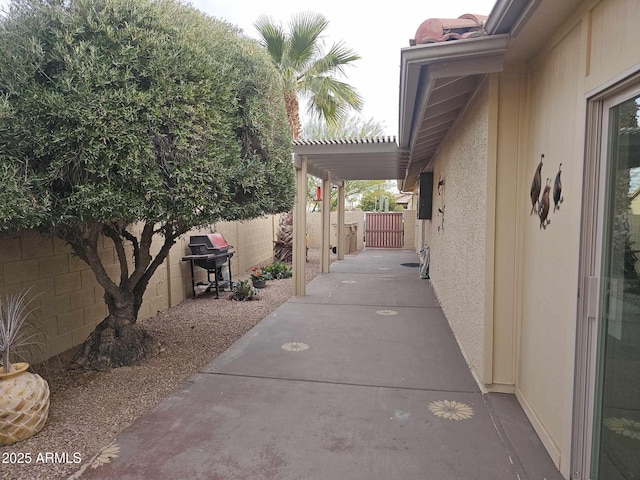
xmin=410 ymin=14 xmax=488 ymax=46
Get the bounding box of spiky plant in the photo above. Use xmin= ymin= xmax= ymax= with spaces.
xmin=0 ymin=290 xmax=43 ymax=374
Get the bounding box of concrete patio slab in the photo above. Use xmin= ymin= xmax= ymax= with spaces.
xmin=203 ymin=302 xmax=478 ymax=392
xmin=486 ymin=393 xmax=565 ymax=480
xmin=78 ymin=374 xmax=516 ymax=480
xmin=290 ymin=272 xmax=438 ymax=307
xmin=70 ymin=247 xmax=561 ymax=480
xmin=328 ymin=249 xmax=423 ymax=275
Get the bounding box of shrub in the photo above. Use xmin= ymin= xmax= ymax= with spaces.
xmin=262 ymin=261 xmax=292 ymax=279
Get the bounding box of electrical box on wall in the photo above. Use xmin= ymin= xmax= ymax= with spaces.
xmin=418 ymin=172 xmax=433 ymax=220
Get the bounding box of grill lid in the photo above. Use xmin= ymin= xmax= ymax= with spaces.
xmin=205 ymin=233 xmax=229 ymax=249
xmin=188 ymin=233 xmax=230 ymax=254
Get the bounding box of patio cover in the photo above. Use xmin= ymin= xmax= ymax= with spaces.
xmin=292 ymin=137 xmax=409 ymax=182
xmin=291 ymin=137 xmax=409 ymax=296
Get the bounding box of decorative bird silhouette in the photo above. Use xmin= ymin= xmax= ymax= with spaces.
xmin=553 ymin=163 xmax=563 ymax=212
xmin=530 ymin=154 xmax=544 ymax=215
xmin=539 ymin=178 xmax=551 ymax=229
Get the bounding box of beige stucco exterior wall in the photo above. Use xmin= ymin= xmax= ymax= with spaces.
xmin=584 ymin=0 xmax=640 ymax=93
xmin=513 ymin=22 xmax=584 ymax=471
xmin=490 ymin=69 xmax=525 ymax=393
xmin=501 ymin=0 xmax=640 ymax=475
xmin=420 ymin=82 xmax=489 ymax=380
xmin=0 ymin=215 xmax=279 ymax=361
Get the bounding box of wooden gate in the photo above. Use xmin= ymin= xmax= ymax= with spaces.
xmin=365 ymin=212 xmax=404 ymax=248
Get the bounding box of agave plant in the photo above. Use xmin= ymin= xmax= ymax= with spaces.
xmin=0 ymin=289 xmax=43 ymax=374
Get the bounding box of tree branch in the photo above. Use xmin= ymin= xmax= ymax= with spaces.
xmin=121 ymin=228 xmax=140 ymax=266
xmin=103 ymin=226 xmax=130 ymax=288
xmin=129 ymin=223 xmax=154 ymax=286
xmin=135 ymin=234 xmax=175 ymax=296
xmin=70 ymin=223 xmax=123 ymax=302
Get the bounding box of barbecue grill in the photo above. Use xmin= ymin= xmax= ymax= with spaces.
xmin=183 ymin=233 xmax=235 ymax=298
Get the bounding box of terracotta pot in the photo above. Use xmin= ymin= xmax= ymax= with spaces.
xmin=0 ymin=362 xmax=50 ymax=446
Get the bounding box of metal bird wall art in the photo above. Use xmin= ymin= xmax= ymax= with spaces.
xmin=553 ymin=163 xmax=563 ymax=212
xmin=530 ymin=154 xmax=544 ymax=215
xmin=539 ymin=178 xmax=551 ymax=229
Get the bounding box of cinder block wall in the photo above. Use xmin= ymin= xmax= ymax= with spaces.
xmin=0 ymin=215 xmax=279 ymax=361
xmin=307 ymin=210 xmax=365 ymax=250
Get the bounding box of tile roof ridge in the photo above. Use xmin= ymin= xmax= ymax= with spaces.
xmin=410 ymin=13 xmax=488 ymax=46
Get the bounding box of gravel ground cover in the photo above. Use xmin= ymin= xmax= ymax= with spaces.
xmin=0 ymin=248 xmax=327 ymax=480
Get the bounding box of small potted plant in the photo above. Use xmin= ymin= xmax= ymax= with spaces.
xmin=250 ymin=267 xmax=269 ymax=289
xmin=0 ymin=289 xmax=49 ymax=446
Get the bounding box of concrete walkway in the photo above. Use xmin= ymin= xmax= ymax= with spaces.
xmin=76 ymin=248 xmax=562 ymax=480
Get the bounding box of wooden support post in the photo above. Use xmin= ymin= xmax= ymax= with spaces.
xmin=293 ymin=155 xmax=307 ymax=296
xmin=321 ymin=174 xmax=331 ymax=273
xmin=337 ymin=183 xmax=345 ymax=260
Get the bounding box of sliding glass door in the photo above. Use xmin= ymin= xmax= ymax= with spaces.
xmin=591 ymin=90 xmax=640 ymax=479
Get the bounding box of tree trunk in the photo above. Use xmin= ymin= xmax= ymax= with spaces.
xmin=274 ymin=91 xmax=300 ymax=262
xmin=274 ymin=212 xmax=294 ymax=263
xmin=284 ymin=90 xmax=301 ymax=141
xmin=72 ymin=292 xmax=159 ymax=371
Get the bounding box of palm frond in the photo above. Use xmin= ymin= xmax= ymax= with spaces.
xmin=303 ymin=76 xmax=363 ymax=124
xmin=254 ymin=11 xmax=362 ymax=132
xmin=287 ymin=12 xmax=329 ymax=71
xmin=254 ymin=14 xmax=287 ymax=66
xmin=305 ymin=41 xmax=361 ymax=78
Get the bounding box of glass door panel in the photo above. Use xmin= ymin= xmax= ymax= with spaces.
xmin=593 ymin=94 xmax=640 ymax=479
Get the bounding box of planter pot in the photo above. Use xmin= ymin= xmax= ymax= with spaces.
xmin=252 ymin=279 xmax=267 ymax=289
xmin=0 ymin=363 xmax=50 ymax=446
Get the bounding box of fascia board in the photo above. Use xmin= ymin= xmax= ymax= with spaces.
xmin=485 ymin=0 xmax=536 ymax=35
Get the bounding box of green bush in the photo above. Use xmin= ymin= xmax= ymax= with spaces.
xmin=262 ymin=261 xmax=292 ymax=279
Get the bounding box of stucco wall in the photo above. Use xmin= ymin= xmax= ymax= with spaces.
xmin=515 ymin=23 xmax=584 ymax=470
xmin=508 ymin=0 xmax=640 ymax=474
xmin=420 ymin=82 xmax=489 ymax=379
xmin=585 ymin=0 xmax=640 ymax=93
xmin=0 ymin=215 xmax=279 ymax=361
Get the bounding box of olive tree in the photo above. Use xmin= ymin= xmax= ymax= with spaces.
xmin=0 ymin=0 xmax=294 ymax=370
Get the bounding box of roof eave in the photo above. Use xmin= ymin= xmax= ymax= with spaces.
xmin=398 ymin=34 xmax=510 ymax=149
xmin=398 ymin=35 xmax=509 ymax=191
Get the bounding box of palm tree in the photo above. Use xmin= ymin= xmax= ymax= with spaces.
xmin=256 ymin=12 xmax=363 ymax=261
xmin=254 ymin=12 xmax=363 ymax=140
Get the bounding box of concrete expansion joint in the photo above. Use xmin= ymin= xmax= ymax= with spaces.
xmin=202 ymin=371 xmax=482 ymax=394
xmin=290 ymin=300 xmax=444 ymax=309
xmin=482 ymin=394 xmax=529 ymax=480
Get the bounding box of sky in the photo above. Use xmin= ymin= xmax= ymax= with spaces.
xmin=0 ymin=0 xmax=497 ymax=136
xmin=191 ymin=0 xmax=497 ymax=136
